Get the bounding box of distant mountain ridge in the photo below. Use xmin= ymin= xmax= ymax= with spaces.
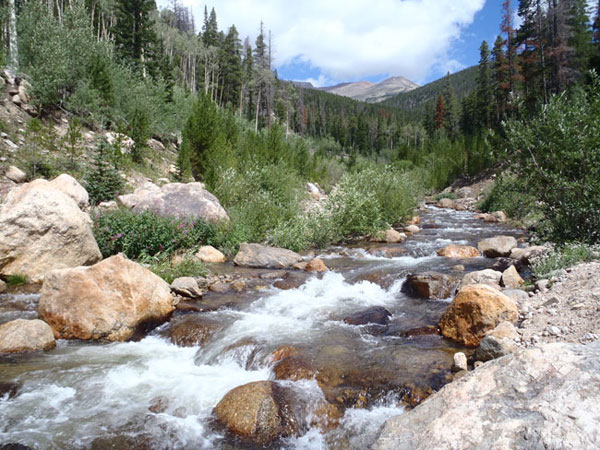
xmin=291 ymin=76 xmax=419 ymax=103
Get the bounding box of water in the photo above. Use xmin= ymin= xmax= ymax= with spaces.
xmin=0 ymin=207 xmax=525 ymax=449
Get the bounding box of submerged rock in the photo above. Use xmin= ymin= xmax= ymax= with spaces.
xmin=343 ymin=306 xmax=392 ymax=326
xmin=233 ymin=243 xmax=302 ymax=269
xmin=403 ymin=272 xmax=458 ymax=300
xmin=439 ymin=284 xmax=519 ymax=347
xmin=374 ymin=343 xmax=600 ymax=450
xmin=0 ymin=319 xmax=55 ymax=353
xmin=169 ymin=314 xmax=222 ymax=347
xmin=0 ymin=381 xmax=20 ymax=400
xmin=305 ymin=258 xmax=328 ymax=273
xmin=39 ymin=254 xmax=175 ymax=341
xmin=0 ymin=179 xmax=102 ymax=282
xmin=478 ymin=235 xmax=518 ymax=258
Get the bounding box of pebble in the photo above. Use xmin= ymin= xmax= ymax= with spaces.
xmin=452 ymin=352 xmax=468 ymax=372
xmin=548 ymin=326 xmax=561 ymax=336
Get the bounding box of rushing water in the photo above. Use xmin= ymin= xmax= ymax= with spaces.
xmin=0 ymin=207 xmax=525 ymax=449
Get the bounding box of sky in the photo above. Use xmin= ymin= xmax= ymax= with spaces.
xmin=155 ymin=0 xmax=593 ymax=87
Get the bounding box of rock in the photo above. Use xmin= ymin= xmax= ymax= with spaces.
xmin=274 ymin=276 xmax=305 ymax=290
xmin=502 ymin=265 xmax=524 ymax=289
xmin=49 ymin=174 xmax=89 ymax=209
xmin=0 ymin=319 xmax=56 ymax=353
xmin=452 ymin=352 xmax=468 ymax=372
xmin=96 ymin=200 xmax=118 ymax=213
xmin=0 ymin=279 xmax=5 ymax=293
xmin=171 ymin=277 xmax=204 ymax=298
xmin=455 ymin=187 xmax=474 ymax=199
xmin=39 ymin=254 xmax=175 ymax=341
xmin=459 ymin=269 xmax=502 ymax=290
xmin=11 ymin=94 xmax=21 ymax=106
xmin=209 ymin=281 xmax=229 ymax=293
xmin=231 ymin=280 xmax=246 ymax=292
xmin=118 ymin=182 xmax=229 ymax=224
xmin=367 ymin=246 xmax=408 ymax=258
xmin=436 ymin=244 xmax=480 ymax=259
xmin=4 ymin=166 xmax=26 ymax=183
xmin=373 ymin=229 xmax=406 ymax=243
xmin=402 ymin=272 xmax=458 ymax=299
xmin=0 ymin=381 xmax=20 ymax=400
xmin=213 ymin=381 xmax=298 ymax=446
xmin=451 ymin=265 xmax=465 ymax=272
xmin=502 ymin=289 xmax=529 ymax=304
xmin=343 ymin=306 xmax=392 ymax=326
xmin=439 ymin=284 xmax=519 ymax=347
xmin=305 ymin=258 xmax=327 ymax=273
xmin=169 ymin=314 xmax=221 ymax=347
xmin=404 ymin=225 xmax=420 ymax=234
xmin=17 ymin=83 xmax=30 ymax=103
xmin=234 ymin=243 xmax=302 ymax=269
xmin=406 ymin=216 xmax=421 ymax=225
xmin=510 ymin=245 xmax=547 ymax=264
xmin=0 ymin=179 xmax=102 ymax=282
xmin=474 ymin=322 xmax=519 ymax=362
xmin=477 ymin=235 xmax=518 ymax=258
xmin=484 ymin=211 xmax=507 ymax=223
xmin=374 ymin=343 xmax=600 ymax=450
xmin=195 ymin=246 xmax=226 ymax=264
xmin=437 ymin=198 xmax=456 ymax=209
xmin=489 ymin=257 xmax=523 ymax=273
xmin=487 ymin=321 xmax=519 ymax=340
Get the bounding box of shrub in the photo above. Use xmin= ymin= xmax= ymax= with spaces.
xmin=4 ymin=274 xmax=28 ymax=286
xmin=93 ymin=209 xmax=216 ymax=259
xmin=139 ymin=254 xmax=207 ymax=284
xmin=532 ymin=243 xmax=599 ymax=280
xmin=84 ymin=139 xmax=125 ymax=205
xmin=503 ymin=73 xmax=600 ymax=243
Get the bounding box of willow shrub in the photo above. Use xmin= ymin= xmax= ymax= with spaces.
xmin=503 ymin=73 xmax=600 ymax=243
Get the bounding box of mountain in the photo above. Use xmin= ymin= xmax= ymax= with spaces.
xmin=382 ymin=66 xmax=478 ymax=117
xmin=318 ymin=76 xmax=419 ymax=103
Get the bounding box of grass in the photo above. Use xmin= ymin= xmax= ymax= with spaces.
xmin=5 ymin=274 xmax=28 ymax=286
xmin=531 ymin=243 xmax=599 ymax=280
xmin=140 ymin=254 xmax=207 ymax=284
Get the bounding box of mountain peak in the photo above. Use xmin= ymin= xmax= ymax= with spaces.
xmin=317 ymin=76 xmax=419 ymax=103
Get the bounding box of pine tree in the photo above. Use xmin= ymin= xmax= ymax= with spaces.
xmin=85 ymin=139 xmax=125 ymax=205
xmin=113 ymin=0 xmax=158 ymax=76
xmin=435 ymin=95 xmax=445 ymax=130
xmin=476 ymin=41 xmax=493 ymax=129
xmin=492 ymin=35 xmax=510 ymax=122
xmin=219 ymin=25 xmax=243 ymax=108
xmin=594 ymin=0 xmax=600 ymax=70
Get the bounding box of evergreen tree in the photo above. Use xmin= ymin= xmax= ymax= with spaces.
xmin=492 ymin=35 xmax=510 ymax=122
xmin=85 ymin=139 xmax=125 ymax=205
xmin=219 ymin=25 xmax=243 ymax=108
xmin=476 ymin=40 xmax=493 ymax=129
xmin=435 ymin=95 xmax=445 ymax=130
xmin=594 ymin=0 xmax=600 ymax=70
xmin=113 ymin=0 xmax=158 ymax=75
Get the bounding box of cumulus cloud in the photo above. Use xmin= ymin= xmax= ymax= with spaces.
xmin=158 ymin=0 xmax=485 ymax=83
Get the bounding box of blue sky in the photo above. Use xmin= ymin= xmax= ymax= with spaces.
xmin=157 ymin=1 xmax=521 ymax=87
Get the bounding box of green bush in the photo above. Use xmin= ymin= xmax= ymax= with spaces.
xmin=478 ymin=176 xmax=540 ymax=225
xmin=532 ymin=243 xmax=599 ymax=279
xmin=84 ymin=140 xmax=125 ymax=205
xmin=140 ymin=254 xmax=207 ymax=284
xmin=503 ymin=73 xmax=600 ymax=243
xmin=93 ymin=209 xmax=216 ymax=259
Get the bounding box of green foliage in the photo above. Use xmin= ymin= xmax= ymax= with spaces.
xmin=4 ymin=274 xmax=28 ymax=286
xmin=503 ymin=75 xmax=600 ymax=243
xmin=478 ymin=176 xmax=541 ymax=225
xmin=84 ymin=140 xmax=125 ymax=205
xmin=140 ymin=254 xmax=207 ymax=284
xmin=532 ymin=243 xmax=599 ymax=280
xmin=93 ymin=209 xmax=216 ymax=259
xmin=128 ymin=107 xmax=150 ymax=163
xmin=22 ymin=118 xmax=61 ymax=180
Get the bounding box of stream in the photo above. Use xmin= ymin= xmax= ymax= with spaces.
xmin=0 ymin=206 xmax=526 ymax=449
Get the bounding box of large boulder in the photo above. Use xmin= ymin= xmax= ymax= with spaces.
xmin=478 ymin=235 xmax=518 ymax=258
xmin=0 ymin=179 xmax=102 ymax=282
xmin=0 ymin=319 xmax=56 ymax=353
xmin=118 ymin=182 xmax=229 ymax=224
xmin=439 ymin=284 xmax=519 ymax=347
xmin=402 ymin=272 xmax=458 ymax=299
xmin=437 ymin=244 xmax=480 ymax=259
xmin=170 ymin=277 xmax=204 ymax=298
xmin=459 ymin=269 xmax=502 ymax=290
xmin=213 ymin=381 xmax=298 ymax=446
xmin=372 ymin=229 xmax=406 ymax=244
xmin=510 ymin=245 xmax=547 ymax=264
xmin=437 ymin=198 xmax=456 ymax=209
xmin=4 ymin=166 xmax=26 ymax=183
xmin=374 ymin=343 xmax=600 ymax=450
xmin=39 ymin=254 xmax=175 ymax=341
xmin=234 ymin=243 xmax=302 ymax=269
xmin=195 ymin=246 xmax=226 ymax=263
xmin=49 ymin=174 xmax=89 ymax=209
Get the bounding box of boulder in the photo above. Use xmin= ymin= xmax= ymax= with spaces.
xmin=0 ymin=381 xmax=20 ymax=400
xmin=439 ymin=284 xmax=519 ymax=347
xmin=213 ymin=381 xmax=298 ymax=446
xmin=4 ymin=166 xmax=26 ymax=183
xmin=478 ymin=235 xmax=518 ymax=258
xmin=305 ymin=258 xmax=327 ymax=273
xmin=39 ymin=254 xmax=175 ymax=341
xmin=474 ymin=321 xmax=519 ymax=362
xmin=343 ymin=306 xmax=392 ymax=326
xmin=502 ymin=289 xmax=529 ymax=304
xmin=0 ymin=179 xmax=102 ymax=282
xmin=510 ymin=245 xmax=547 ymax=264
xmin=169 ymin=314 xmax=221 ymax=347
xmin=436 ymin=244 xmax=480 ymax=259
xmin=49 ymin=174 xmax=89 ymax=209
xmin=234 ymin=243 xmax=302 ymax=269
xmin=404 ymin=225 xmax=420 ymax=234
xmin=502 ymin=265 xmax=524 ymax=289
xmin=375 ymin=343 xmax=600 ymax=450
xmin=171 ymin=277 xmax=204 ymax=298
xmin=195 ymin=246 xmax=226 ymax=264
xmin=402 ymin=272 xmax=458 ymax=299
xmin=118 ymin=182 xmax=229 ymax=224
xmin=373 ymin=229 xmax=406 ymax=244
xmin=0 ymin=319 xmax=56 ymax=353
xmin=437 ymin=198 xmax=456 ymax=209
xmin=0 ymin=279 xmax=5 ymax=293
xmin=96 ymin=200 xmax=118 ymax=213
xmin=459 ymin=269 xmax=502 ymax=290
xmin=406 ymin=216 xmax=421 ymax=225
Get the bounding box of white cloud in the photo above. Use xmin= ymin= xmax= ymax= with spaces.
xmin=157 ymin=0 xmax=485 ymax=83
